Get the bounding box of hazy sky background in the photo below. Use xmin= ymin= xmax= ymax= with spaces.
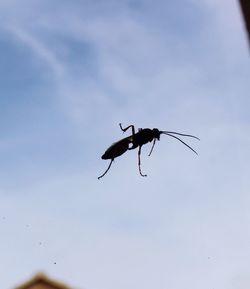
xmin=0 ymin=0 xmax=250 ymax=289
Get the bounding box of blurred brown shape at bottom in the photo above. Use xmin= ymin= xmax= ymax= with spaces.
xmin=13 ymin=273 xmax=75 ymax=289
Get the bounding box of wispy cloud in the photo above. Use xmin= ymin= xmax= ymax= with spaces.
xmin=5 ymin=25 xmax=65 ymax=77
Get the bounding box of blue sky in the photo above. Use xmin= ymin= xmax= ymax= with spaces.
xmin=0 ymin=0 xmax=250 ymax=289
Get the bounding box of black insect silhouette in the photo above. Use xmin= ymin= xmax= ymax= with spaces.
xmin=98 ymin=123 xmax=199 ymax=179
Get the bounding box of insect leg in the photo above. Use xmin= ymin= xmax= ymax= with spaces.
xmin=98 ymin=159 xmax=114 ymax=179
xmin=148 ymin=138 xmax=156 ymax=156
xmin=119 ymin=123 xmax=135 ymax=135
xmin=138 ymin=146 xmax=147 ymax=177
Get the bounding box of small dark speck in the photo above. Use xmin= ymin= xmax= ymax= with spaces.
xmin=54 ymin=262 xmax=57 ymax=265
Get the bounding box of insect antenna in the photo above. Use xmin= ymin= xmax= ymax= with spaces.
xmin=160 ymin=132 xmax=198 ymax=155
xmin=98 ymin=159 xmax=114 ymax=179
xmin=162 ymin=131 xmax=200 ymax=140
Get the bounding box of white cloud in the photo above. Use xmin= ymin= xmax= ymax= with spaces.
xmin=5 ymin=25 xmax=65 ymax=77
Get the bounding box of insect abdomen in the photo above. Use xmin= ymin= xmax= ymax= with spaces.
xmin=101 ymin=138 xmax=131 ymax=160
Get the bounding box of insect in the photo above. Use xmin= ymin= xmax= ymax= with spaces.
xmin=98 ymin=123 xmax=199 ymax=179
